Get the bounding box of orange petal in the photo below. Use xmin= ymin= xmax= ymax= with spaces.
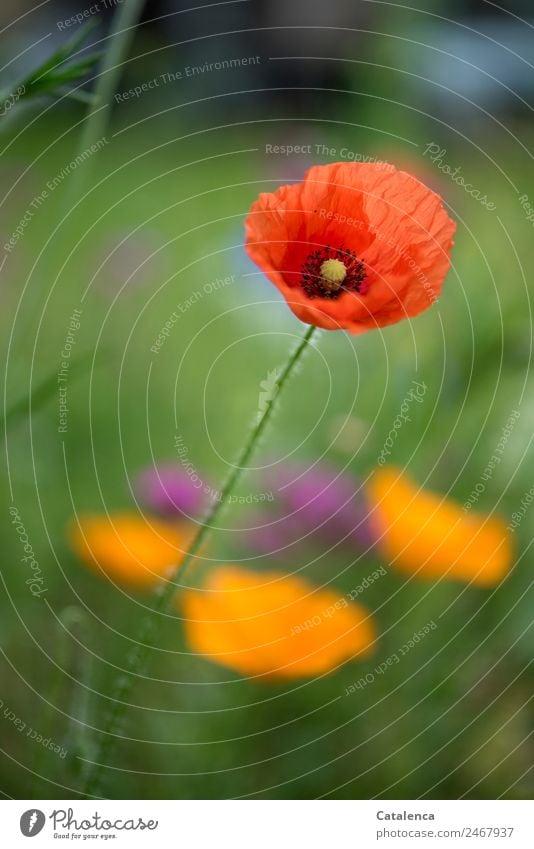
xmin=183 ymin=567 xmax=376 ymax=679
xmin=367 ymin=467 xmax=513 ymax=586
xmin=70 ymin=513 xmax=194 ymax=589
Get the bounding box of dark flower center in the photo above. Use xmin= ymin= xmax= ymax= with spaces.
xmin=300 ymin=245 xmax=366 ymax=299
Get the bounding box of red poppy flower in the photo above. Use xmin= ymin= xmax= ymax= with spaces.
xmin=245 ymin=162 xmax=455 ymax=333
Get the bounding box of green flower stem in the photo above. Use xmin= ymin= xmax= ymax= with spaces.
xmin=82 ymin=323 xmax=317 ymax=797
xmin=70 ymin=0 xmax=146 ymax=195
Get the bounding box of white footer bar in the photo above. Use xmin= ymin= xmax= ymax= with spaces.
xmin=2 ymin=799 xmax=532 ymax=847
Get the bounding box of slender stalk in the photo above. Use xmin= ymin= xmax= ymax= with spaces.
xmin=82 ymin=324 xmax=317 ymax=797
xmin=70 ymin=0 xmax=146 ymax=195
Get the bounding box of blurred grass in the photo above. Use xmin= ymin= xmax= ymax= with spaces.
xmin=0 ymin=114 xmax=533 ymax=799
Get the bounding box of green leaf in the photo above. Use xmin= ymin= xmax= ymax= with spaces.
xmin=0 ymin=20 xmax=101 ymax=109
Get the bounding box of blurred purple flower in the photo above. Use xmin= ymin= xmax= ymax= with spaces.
xmin=135 ymin=464 xmax=208 ymax=518
xmin=243 ymin=461 xmax=378 ymax=555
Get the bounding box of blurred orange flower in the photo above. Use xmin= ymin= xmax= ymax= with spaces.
xmin=70 ymin=513 xmax=194 ymax=589
xmin=368 ymin=467 xmax=513 ymax=586
xmin=183 ymin=567 xmax=376 ymax=679
xmin=245 ymin=162 xmax=455 ymax=333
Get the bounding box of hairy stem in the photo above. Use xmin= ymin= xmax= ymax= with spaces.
xmin=71 ymin=0 xmax=145 ymax=194
xmin=82 ymin=324 xmax=317 ymax=797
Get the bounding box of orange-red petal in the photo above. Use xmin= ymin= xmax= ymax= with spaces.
xmin=245 ymin=162 xmax=455 ymax=333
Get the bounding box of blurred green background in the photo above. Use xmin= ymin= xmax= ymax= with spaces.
xmin=0 ymin=0 xmax=533 ymax=800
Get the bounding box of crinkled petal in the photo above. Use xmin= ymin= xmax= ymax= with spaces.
xmin=245 ymin=162 xmax=455 ymax=333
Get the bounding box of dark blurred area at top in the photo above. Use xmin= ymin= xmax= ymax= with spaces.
xmin=1 ymin=0 xmax=534 ymax=129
